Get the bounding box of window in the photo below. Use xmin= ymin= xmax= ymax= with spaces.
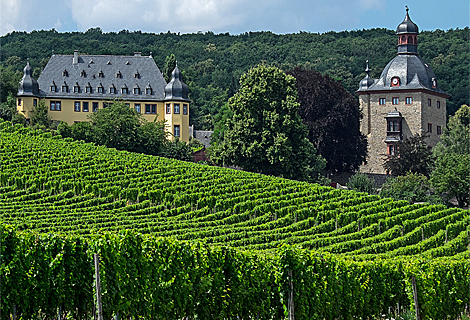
xmin=18 ymin=99 xmax=22 ymax=106
xmin=387 ymin=144 xmax=396 ymax=156
xmin=109 ymin=86 xmax=116 ymax=94
xmin=86 ymin=86 xmax=92 ymax=93
xmin=135 ymin=72 xmax=140 ymax=79
xmin=92 ymin=102 xmax=99 ymax=112
xmin=437 ymin=125 xmax=442 ymax=135
xmin=133 ymin=87 xmax=140 ymax=95
xmin=428 ymin=123 xmax=432 ymax=133
xmin=33 ymin=99 xmax=37 ymax=107
xmin=428 ymin=99 xmax=431 ymax=106
xmin=82 ymin=102 xmax=89 ymax=112
xmin=62 ymin=85 xmax=68 ymax=93
xmin=166 ymin=104 xmax=171 ymax=114
xmin=98 ymin=70 xmax=104 ymax=78
xmin=392 ymin=97 xmax=399 ymax=105
xmin=437 ymin=101 xmax=440 ymax=109
xmin=74 ymin=85 xmax=80 ymax=93
xmin=174 ymin=103 xmax=180 ymax=114
xmin=145 ymin=104 xmax=156 ymax=114
xmin=387 ymin=120 xmax=400 ymax=132
xmin=81 ymin=70 xmax=86 ymax=77
xmin=183 ymin=104 xmax=188 ymax=115
xmin=146 ymin=87 xmax=152 ymax=95
xmin=174 ymin=125 xmax=180 ymax=137
xmin=122 ymin=87 xmax=129 ymax=94
xmin=50 ymin=101 xmax=61 ymax=111
xmin=116 ymin=71 xmax=122 ymax=78
xmin=74 ymin=101 xmax=81 ymax=112
xmin=379 ymin=98 xmax=386 ymax=105
xmin=405 ymin=97 xmax=412 ymax=104
xmin=63 ymin=70 xmax=68 ymax=77
xmin=134 ymin=104 xmax=141 ymax=113
xmin=98 ymin=85 xmax=104 ymax=93
xmin=50 ymin=84 xmax=57 ymax=92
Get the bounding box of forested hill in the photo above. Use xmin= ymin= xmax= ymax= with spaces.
xmin=1 ymin=27 xmax=468 ymax=128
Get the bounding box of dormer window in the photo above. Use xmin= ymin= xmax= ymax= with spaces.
xmin=50 ymin=82 xmax=57 ymax=92
xmin=133 ymin=86 xmax=140 ymax=95
xmin=74 ymin=83 xmax=80 ymax=93
xmin=86 ymin=83 xmax=92 ymax=93
xmin=109 ymin=85 xmax=116 ymax=94
xmin=122 ymin=86 xmax=129 ymax=94
xmin=134 ymin=71 xmax=140 ymax=79
xmin=81 ymin=70 xmax=86 ymax=77
xmin=126 ymin=61 xmax=131 ymax=65
xmin=63 ymin=69 xmax=68 ymax=77
xmin=89 ymin=59 xmax=94 ymax=64
xmin=146 ymin=85 xmax=152 ymax=95
xmin=107 ymin=61 xmax=111 ymax=65
xmin=116 ymin=71 xmax=122 ymax=78
xmin=391 ymin=77 xmax=400 ymax=87
xmin=98 ymin=84 xmax=104 ymax=93
xmin=98 ymin=70 xmax=104 ymax=78
xmin=62 ymin=82 xmax=68 ymax=92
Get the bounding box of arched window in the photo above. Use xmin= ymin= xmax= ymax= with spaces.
xmin=407 ymin=36 xmax=413 ymax=44
xmin=401 ymin=36 xmax=406 ymax=44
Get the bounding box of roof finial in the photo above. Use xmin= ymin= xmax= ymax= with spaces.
xmin=405 ymin=5 xmax=409 ymax=12
xmin=365 ymin=60 xmax=371 ymax=76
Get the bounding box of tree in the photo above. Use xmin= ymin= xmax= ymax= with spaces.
xmin=135 ymin=121 xmax=167 ymax=156
xmin=31 ymin=100 xmax=51 ymax=128
xmin=210 ymin=64 xmax=326 ymax=183
xmin=430 ymin=153 xmax=470 ymax=208
xmin=87 ymin=101 xmax=142 ymax=151
xmin=433 ymin=104 xmax=470 ymax=156
xmin=163 ymin=54 xmax=176 ymax=83
xmin=162 ymin=138 xmax=193 ymax=161
xmin=0 ymin=93 xmax=17 ymax=121
xmin=286 ymin=67 xmax=367 ymax=174
xmin=346 ymin=172 xmax=375 ymax=194
xmin=379 ymin=172 xmax=442 ymax=204
xmin=382 ymin=134 xmax=434 ymax=177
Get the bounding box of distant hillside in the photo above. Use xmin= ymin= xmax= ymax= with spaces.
xmin=1 ymin=27 xmax=468 ymax=128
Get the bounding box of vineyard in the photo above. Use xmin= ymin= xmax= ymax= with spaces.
xmin=0 ymin=120 xmax=469 ymax=319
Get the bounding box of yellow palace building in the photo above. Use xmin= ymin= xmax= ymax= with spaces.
xmin=17 ymin=51 xmax=190 ymax=142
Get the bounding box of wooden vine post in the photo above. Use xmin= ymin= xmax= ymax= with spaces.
xmin=94 ymin=254 xmax=103 ymax=320
xmin=411 ymin=275 xmax=420 ymax=320
xmin=288 ymin=270 xmax=294 ymax=320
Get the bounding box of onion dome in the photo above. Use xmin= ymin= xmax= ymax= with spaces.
xmin=18 ymin=61 xmax=40 ymax=96
xmin=164 ymin=65 xmax=189 ymax=101
xmin=396 ymin=6 xmax=419 ymax=34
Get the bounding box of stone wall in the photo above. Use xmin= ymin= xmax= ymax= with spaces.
xmin=359 ymin=90 xmax=446 ymax=174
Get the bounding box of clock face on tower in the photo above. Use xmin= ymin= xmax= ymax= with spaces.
xmin=391 ymin=77 xmax=400 ymax=87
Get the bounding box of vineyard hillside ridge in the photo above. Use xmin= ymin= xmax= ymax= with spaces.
xmin=0 ymin=119 xmax=469 ymax=319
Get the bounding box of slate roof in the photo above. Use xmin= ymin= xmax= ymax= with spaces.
xmin=37 ymin=53 xmax=167 ymax=101
xmin=397 ymin=9 xmax=419 ymax=34
xmin=357 ymin=54 xmax=449 ymax=96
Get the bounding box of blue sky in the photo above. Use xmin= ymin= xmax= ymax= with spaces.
xmin=1 ymin=0 xmax=468 ymax=36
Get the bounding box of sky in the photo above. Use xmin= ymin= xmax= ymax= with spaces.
xmin=1 ymin=0 xmax=469 ymax=37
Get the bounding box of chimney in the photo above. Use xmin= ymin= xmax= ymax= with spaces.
xmin=73 ymin=50 xmax=78 ymax=64
xmin=134 ymin=52 xmax=142 ymax=57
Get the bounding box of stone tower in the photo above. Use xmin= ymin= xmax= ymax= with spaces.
xmin=357 ymin=7 xmax=450 ymax=176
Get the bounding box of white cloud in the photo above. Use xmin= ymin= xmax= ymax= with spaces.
xmin=0 ymin=0 xmax=22 ymax=35
xmin=359 ymin=0 xmax=385 ymax=10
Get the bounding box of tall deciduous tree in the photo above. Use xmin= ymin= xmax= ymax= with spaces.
xmin=382 ymin=134 xmax=434 ymax=177
xmin=31 ymin=100 xmax=51 ymax=128
xmin=87 ymin=101 xmax=142 ymax=151
xmin=163 ymin=54 xmax=176 ymax=83
xmin=210 ymin=65 xmax=326 ymax=183
xmin=433 ymin=104 xmax=470 ymax=156
xmin=286 ymin=67 xmax=367 ymax=174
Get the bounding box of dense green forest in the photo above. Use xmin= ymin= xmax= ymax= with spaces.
xmin=1 ymin=27 xmax=468 ymax=129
